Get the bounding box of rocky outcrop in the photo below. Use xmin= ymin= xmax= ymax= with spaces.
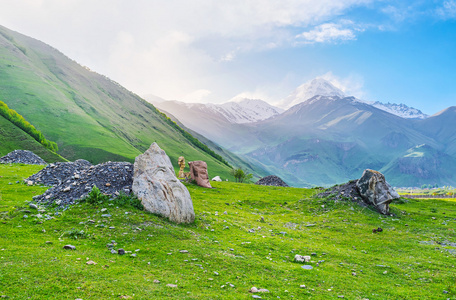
xmin=317 ymin=169 xmax=399 ymax=214
xmin=132 ymin=143 xmax=195 ymax=223
xmin=255 ymin=175 xmax=289 ymax=187
xmin=0 ymin=150 xmax=47 ymax=165
xmin=356 ymin=169 xmax=400 ymax=215
xmin=189 ymin=160 xmax=212 ymax=188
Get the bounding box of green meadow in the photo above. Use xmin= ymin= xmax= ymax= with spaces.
xmin=0 ymin=164 xmax=455 ymax=299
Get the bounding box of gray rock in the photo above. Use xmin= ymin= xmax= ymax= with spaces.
xmin=294 ymin=255 xmax=311 ymax=263
xmin=132 ymin=143 xmax=195 ymax=224
xmin=110 ymin=249 xmax=117 ymax=254
xmin=301 ymin=265 xmax=313 ymax=270
xmin=118 ymin=248 xmax=125 ymax=255
xmin=356 ymin=169 xmax=399 ymax=215
xmin=63 ymin=245 xmax=76 ymax=250
xmin=29 ymin=204 xmax=38 ymax=210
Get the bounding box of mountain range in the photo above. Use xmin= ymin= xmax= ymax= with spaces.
xmin=153 ymin=78 xmax=456 ymax=187
xmin=1 ymin=24 xmax=454 ymax=188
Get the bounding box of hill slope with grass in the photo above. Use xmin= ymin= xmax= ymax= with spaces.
xmin=1 ymin=164 xmax=455 ymax=299
xmin=0 ymin=25 xmax=235 ymax=180
xmin=0 ymin=114 xmax=66 ymax=163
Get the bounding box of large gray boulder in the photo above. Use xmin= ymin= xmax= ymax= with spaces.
xmin=356 ymin=169 xmax=400 ymax=214
xmin=132 ymin=143 xmax=195 ymax=223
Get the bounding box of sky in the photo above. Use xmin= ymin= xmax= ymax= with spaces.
xmin=0 ymin=0 xmax=455 ymax=114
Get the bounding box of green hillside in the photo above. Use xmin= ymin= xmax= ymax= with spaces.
xmin=0 ymin=114 xmax=66 ymax=163
xmin=381 ymin=144 xmax=456 ymax=187
xmin=0 ymin=25 xmax=234 ymax=179
xmin=1 ymin=164 xmax=455 ymax=299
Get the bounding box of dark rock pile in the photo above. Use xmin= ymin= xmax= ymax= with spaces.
xmin=26 ymin=159 xmax=92 ymax=186
xmin=0 ymin=150 xmax=47 ymax=165
xmin=316 ymin=169 xmax=400 ymax=215
xmin=255 ymin=175 xmax=289 ymax=187
xmin=32 ymin=161 xmax=133 ymax=207
xmin=316 ymin=180 xmax=368 ymax=208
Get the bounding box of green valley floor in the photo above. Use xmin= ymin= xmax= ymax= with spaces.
xmin=0 ymin=164 xmax=455 ymax=299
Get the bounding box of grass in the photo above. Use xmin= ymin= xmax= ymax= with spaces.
xmin=1 ymin=164 xmax=456 ymax=299
xmin=0 ymin=115 xmax=66 ymax=163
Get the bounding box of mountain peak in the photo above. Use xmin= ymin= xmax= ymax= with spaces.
xmin=371 ymin=101 xmax=428 ymax=119
xmin=278 ymin=77 xmax=345 ymax=109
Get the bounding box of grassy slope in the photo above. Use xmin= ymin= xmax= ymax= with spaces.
xmin=0 ymin=115 xmax=66 ymax=163
xmin=1 ymin=164 xmax=455 ymax=299
xmin=0 ymin=25 xmax=234 ymax=180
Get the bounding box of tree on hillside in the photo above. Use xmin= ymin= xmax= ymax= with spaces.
xmin=230 ymin=167 xmax=253 ymax=183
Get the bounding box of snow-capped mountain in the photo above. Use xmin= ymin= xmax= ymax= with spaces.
xmin=278 ymin=78 xmax=346 ymax=109
xmin=154 ymin=98 xmax=283 ymax=125
xmin=218 ymin=98 xmax=284 ymax=123
xmin=370 ymin=102 xmax=428 ymax=119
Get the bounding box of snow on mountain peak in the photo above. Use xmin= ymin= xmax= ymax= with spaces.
xmin=278 ymin=78 xmax=346 ymax=109
xmin=219 ymin=98 xmax=284 ymax=124
xmin=371 ymin=101 xmax=428 ymax=119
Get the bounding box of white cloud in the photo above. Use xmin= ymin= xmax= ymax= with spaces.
xmin=295 ymin=22 xmax=360 ymax=44
xmin=437 ymin=0 xmax=456 ymax=19
xmin=0 ymin=0 xmax=374 ymax=101
xmin=181 ymin=89 xmax=212 ymax=103
xmin=319 ymin=72 xmax=366 ymax=99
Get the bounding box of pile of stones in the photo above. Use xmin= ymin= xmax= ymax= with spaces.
xmin=317 ymin=169 xmax=400 ymax=215
xmin=0 ymin=150 xmax=47 ymax=165
xmin=27 ymin=159 xmax=92 ymax=186
xmin=31 ymin=161 xmax=134 ymax=207
xmin=255 ymin=175 xmax=289 ymax=187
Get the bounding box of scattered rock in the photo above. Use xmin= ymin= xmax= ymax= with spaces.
xmin=166 ymin=284 xmax=178 ymax=288
xmin=118 ymin=248 xmax=125 ymax=255
xmin=153 ymin=279 xmax=160 ymax=283
xmin=86 ymin=260 xmax=97 ymax=265
xmin=63 ymin=245 xmax=76 ymax=250
xmin=301 ymin=265 xmax=313 ymax=270
xmin=0 ymin=150 xmax=47 ymax=165
xmin=188 ymin=160 xmax=212 ymax=188
xmin=29 ymin=203 xmax=38 ymax=210
xmin=179 ymin=250 xmax=189 ymax=253
xmin=255 ymin=175 xmax=289 ymax=187
xmin=211 ymin=176 xmax=222 ymax=182
xmin=132 ymin=143 xmax=195 ymax=224
xmin=294 ymin=255 xmax=311 ymax=263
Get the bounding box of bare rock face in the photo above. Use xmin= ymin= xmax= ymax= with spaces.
xmin=356 ymin=169 xmax=400 ymax=214
xmin=132 ymin=143 xmax=195 ymax=223
xmin=188 ymin=160 xmax=212 ymax=188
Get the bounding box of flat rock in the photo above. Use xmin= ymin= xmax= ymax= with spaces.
xmin=63 ymin=245 xmax=76 ymax=250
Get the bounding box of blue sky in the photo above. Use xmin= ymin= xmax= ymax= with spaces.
xmin=0 ymin=0 xmax=455 ymax=114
